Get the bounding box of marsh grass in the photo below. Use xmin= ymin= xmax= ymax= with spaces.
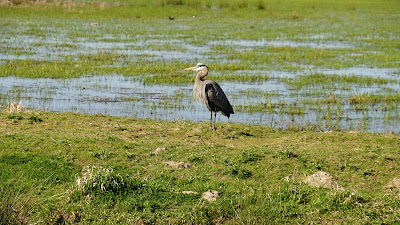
xmin=282 ymin=73 xmax=394 ymax=90
xmin=234 ymin=101 xmax=305 ymax=115
xmin=349 ymin=93 xmax=400 ymax=105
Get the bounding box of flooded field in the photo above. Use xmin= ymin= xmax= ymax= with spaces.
xmin=1 ymin=1 xmax=399 ymax=133
xmin=2 ymin=69 xmax=399 ymax=133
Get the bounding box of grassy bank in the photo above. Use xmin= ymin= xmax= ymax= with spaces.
xmin=1 ymin=111 xmax=400 ymax=223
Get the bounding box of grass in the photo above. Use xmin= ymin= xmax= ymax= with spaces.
xmin=0 ymin=1 xmax=400 ymax=222
xmin=234 ymin=101 xmax=305 ymax=115
xmin=282 ymin=73 xmax=395 ymax=91
xmin=0 ymin=111 xmax=400 ymax=223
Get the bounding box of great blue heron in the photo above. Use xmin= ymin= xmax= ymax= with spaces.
xmin=184 ymin=63 xmax=234 ymax=130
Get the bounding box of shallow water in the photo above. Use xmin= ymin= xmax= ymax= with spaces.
xmin=1 ymin=73 xmax=399 ymax=133
xmin=209 ymin=39 xmax=355 ymax=49
xmin=1 ymin=16 xmax=399 ymax=133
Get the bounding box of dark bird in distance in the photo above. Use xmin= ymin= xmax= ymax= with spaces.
xmin=184 ymin=63 xmax=234 ymax=130
xmin=168 ymin=16 xmax=174 ymax=20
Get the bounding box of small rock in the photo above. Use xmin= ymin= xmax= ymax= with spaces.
xmin=303 ymin=171 xmax=341 ymax=190
xmin=348 ymin=131 xmax=359 ymax=134
xmin=155 ymin=147 xmax=167 ymax=154
xmin=182 ymin=191 xmax=198 ymax=194
xmin=202 ymin=190 xmax=219 ymax=202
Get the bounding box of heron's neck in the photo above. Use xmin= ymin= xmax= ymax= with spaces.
xmin=195 ymin=68 xmax=208 ymax=82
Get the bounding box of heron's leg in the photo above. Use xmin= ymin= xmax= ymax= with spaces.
xmin=210 ymin=111 xmax=213 ymax=129
xmin=214 ymin=111 xmax=217 ymax=130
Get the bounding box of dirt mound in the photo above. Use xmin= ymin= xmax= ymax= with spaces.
xmin=385 ymin=177 xmax=400 ymax=191
xmin=303 ymin=171 xmax=341 ymax=190
xmin=154 ymin=147 xmax=167 ymax=154
xmin=164 ymin=161 xmax=192 ymax=169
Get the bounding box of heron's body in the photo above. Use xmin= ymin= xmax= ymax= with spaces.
xmin=185 ymin=63 xmax=234 ymax=129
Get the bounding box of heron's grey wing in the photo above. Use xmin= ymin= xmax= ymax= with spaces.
xmin=205 ymin=81 xmax=234 ymax=118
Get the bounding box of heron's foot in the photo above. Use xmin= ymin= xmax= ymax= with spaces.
xmin=209 ymin=126 xmax=217 ymax=131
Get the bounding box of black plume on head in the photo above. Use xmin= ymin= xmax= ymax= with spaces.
xmin=196 ymin=63 xmax=207 ymax=69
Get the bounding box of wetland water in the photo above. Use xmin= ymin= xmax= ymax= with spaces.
xmin=2 ymin=69 xmax=399 ymax=133
xmin=1 ymin=35 xmax=399 ymax=133
xmin=1 ymin=9 xmax=399 ymax=133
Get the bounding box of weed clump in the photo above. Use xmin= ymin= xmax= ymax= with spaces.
xmin=28 ymin=115 xmax=43 ymax=123
xmin=6 ymin=114 xmax=23 ymax=120
xmin=240 ymin=151 xmax=261 ymax=163
xmin=276 ymin=149 xmax=298 ymax=159
xmin=224 ymin=162 xmax=252 ymax=179
xmin=74 ymin=166 xmax=143 ymax=199
xmin=7 ymin=101 xmax=25 ymax=113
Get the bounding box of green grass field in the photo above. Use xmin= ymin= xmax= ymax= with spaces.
xmin=1 ymin=0 xmax=400 ymax=223
xmin=1 ymin=111 xmax=400 ymax=224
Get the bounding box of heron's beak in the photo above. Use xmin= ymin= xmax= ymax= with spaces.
xmin=184 ymin=66 xmax=197 ymax=71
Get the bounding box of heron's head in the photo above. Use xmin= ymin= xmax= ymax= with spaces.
xmin=184 ymin=63 xmax=208 ymax=71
